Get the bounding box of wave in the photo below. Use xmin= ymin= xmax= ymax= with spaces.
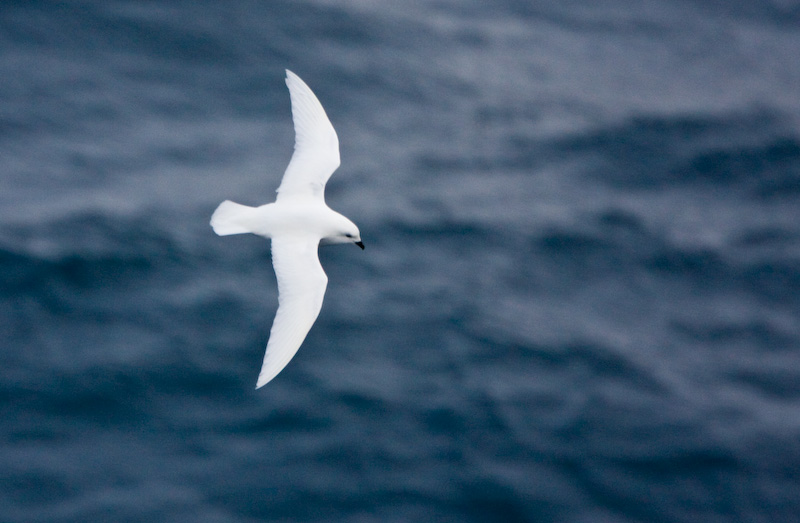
xmin=0 ymin=210 xmax=184 ymax=295
xmin=552 ymin=110 xmax=800 ymax=194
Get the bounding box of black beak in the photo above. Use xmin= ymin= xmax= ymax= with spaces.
xmin=355 ymin=241 xmax=365 ymax=250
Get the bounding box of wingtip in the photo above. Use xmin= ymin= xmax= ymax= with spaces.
xmin=284 ymin=69 xmax=298 ymax=91
xmin=256 ymin=367 xmax=279 ymax=389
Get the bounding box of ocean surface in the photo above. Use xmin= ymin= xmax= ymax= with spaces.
xmin=2 ymin=1 xmax=800 ymax=521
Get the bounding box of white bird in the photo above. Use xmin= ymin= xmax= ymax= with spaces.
xmin=211 ymin=70 xmax=364 ymax=389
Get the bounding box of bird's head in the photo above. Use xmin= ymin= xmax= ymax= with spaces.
xmin=341 ymin=225 xmax=365 ymax=250
xmin=323 ymin=215 xmax=364 ymax=249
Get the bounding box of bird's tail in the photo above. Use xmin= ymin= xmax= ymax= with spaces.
xmin=210 ymin=200 xmax=257 ymax=236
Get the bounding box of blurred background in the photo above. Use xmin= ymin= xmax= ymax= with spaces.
xmin=2 ymin=1 xmax=799 ymax=521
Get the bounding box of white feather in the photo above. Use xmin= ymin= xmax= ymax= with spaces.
xmin=276 ymin=69 xmax=340 ymax=202
xmin=210 ymin=70 xmax=363 ymax=389
xmin=256 ymin=236 xmax=328 ymax=388
xmin=210 ymin=200 xmax=257 ymax=235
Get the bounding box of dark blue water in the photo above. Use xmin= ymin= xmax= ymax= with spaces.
xmin=2 ymin=1 xmax=800 ymax=521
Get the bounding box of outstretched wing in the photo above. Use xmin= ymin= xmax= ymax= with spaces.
xmin=276 ymin=70 xmax=340 ymax=202
xmin=256 ymin=236 xmax=328 ymax=388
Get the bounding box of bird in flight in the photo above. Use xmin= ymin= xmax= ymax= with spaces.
xmin=211 ymin=70 xmax=364 ymax=388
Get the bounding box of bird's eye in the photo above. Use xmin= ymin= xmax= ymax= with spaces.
xmin=344 ymin=233 xmax=353 ymax=238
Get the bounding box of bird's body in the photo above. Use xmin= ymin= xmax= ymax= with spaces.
xmin=211 ymin=70 xmax=363 ymax=388
xmin=213 ymin=200 xmax=357 ymax=241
